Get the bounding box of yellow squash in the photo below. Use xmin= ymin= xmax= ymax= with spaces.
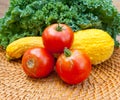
xmin=71 ymin=29 xmax=114 ymax=65
xmin=6 ymin=37 xmax=44 ymax=60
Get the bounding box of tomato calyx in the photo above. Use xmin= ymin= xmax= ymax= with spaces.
xmin=56 ymin=23 xmax=64 ymax=32
xmin=64 ymin=47 xmax=71 ymax=57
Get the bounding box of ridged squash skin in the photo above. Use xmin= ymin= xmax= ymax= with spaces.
xmin=70 ymin=29 xmax=114 ymax=65
xmin=6 ymin=37 xmax=44 ymax=60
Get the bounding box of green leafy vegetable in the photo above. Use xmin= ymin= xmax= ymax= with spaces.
xmin=0 ymin=0 xmax=120 ymax=48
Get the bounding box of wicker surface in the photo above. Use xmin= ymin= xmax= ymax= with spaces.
xmin=0 ymin=48 xmax=120 ymax=100
xmin=0 ymin=0 xmax=120 ymax=100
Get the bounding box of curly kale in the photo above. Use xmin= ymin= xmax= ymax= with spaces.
xmin=0 ymin=0 xmax=120 ymax=48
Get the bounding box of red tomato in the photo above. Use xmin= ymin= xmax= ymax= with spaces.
xmin=22 ymin=47 xmax=55 ymax=78
xmin=56 ymin=49 xmax=92 ymax=85
xmin=42 ymin=23 xmax=74 ymax=53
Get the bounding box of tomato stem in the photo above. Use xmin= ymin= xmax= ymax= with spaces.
xmin=56 ymin=23 xmax=63 ymax=31
xmin=64 ymin=47 xmax=71 ymax=57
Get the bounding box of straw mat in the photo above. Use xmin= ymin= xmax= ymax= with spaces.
xmin=0 ymin=48 xmax=120 ymax=100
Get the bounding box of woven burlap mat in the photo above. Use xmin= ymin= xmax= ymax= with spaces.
xmin=0 ymin=48 xmax=120 ymax=100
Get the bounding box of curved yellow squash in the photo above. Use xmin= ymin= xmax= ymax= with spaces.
xmin=6 ymin=37 xmax=44 ymax=60
xmin=71 ymin=29 xmax=114 ymax=65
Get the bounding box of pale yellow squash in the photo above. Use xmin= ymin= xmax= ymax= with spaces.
xmin=70 ymin=29 xmax=114 ymax=65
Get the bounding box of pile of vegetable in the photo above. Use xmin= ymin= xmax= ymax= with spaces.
xmin=0 ymin=0 xmax=120 ymax=85
xmin=6 ymin=23 xmax=114 ymax=84
xmin=0 ymin=0 xmax=120 ymax=48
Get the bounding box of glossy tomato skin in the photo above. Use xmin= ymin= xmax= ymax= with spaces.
xmin=42 ymin=24 xmax=74 ymax=53
xmin=56 ymin=49 xmax=92 ymax=85
xmin=22 ymin=47 xmax=55 ymax=78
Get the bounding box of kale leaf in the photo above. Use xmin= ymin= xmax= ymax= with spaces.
xmin=0 ymin=0 xmax=120 ymax=48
